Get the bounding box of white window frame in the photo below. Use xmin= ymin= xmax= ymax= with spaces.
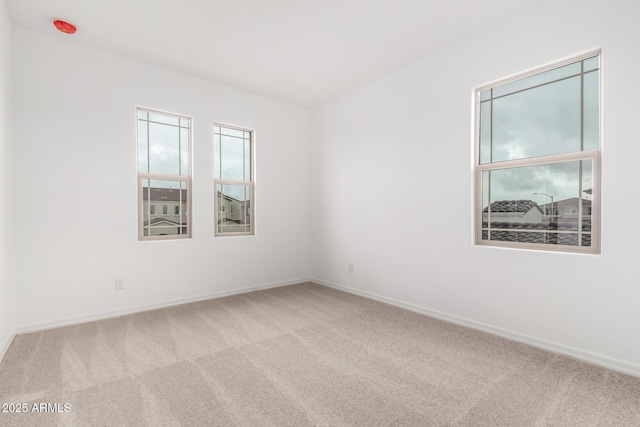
xmin=474 ymin=51 xmax=601 ymax=254
xmin=137 ymin=107 xmax=192 ymax=241
xmin=214 ymin=123 xmax=255 ymax=237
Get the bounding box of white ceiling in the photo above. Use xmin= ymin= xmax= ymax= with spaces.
xmin=6 ymin=0 xmax=541 ymax=107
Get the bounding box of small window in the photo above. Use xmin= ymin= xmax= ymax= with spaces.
xmin=174 ymin=205 xmax=180 ymax=215
xmin=138 ymin=108 xmax=191 ymax=240
xmin=214 ymin=124 xmax=254 ymax=236
xmin=476 ymin=52 xmax=600 ymax=253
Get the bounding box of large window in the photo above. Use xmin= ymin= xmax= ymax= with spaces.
xmin=137 ymin=108 xmax=191 ymax=240
xmin=214 ymin=124 xmax=254 ymax=236
xmin=476 ymin=52 xmax=600 ymax=253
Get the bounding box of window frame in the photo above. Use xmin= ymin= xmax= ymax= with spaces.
xmin=214 ymin=123 xmax=255 ymax=237
xmin=474 ymin=51 xmax=602 ymax=254
xmin=137 ymin=107 xmax=193 ymax=241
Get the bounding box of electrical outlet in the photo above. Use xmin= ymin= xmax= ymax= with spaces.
xmin=348 ymin=263 xmax=354 ymax=274
xmin=115 ymin=278 xmax=125 ymax=290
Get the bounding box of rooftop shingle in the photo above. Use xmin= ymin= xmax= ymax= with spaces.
xmin=483 ymin=200 xmax=542 ymax=214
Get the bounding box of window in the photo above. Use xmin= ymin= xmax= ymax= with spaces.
xmin=214 ymin=124 xmax=254 ymax=236
xmin=138 ymin=108 xmax=191 ymax=240
xmin=476 ymin=52 xmax=600 ymax=253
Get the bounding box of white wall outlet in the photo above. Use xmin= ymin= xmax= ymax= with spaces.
xmin=348 ymin=263 xmax=354 ymax=274
xmin=115 ymin=278 xmax=125 ymax=290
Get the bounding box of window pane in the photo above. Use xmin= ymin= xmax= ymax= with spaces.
xmin=143 ymin=179 xmax=151 ymax=224
xmin=583 ymin=71 xmax=599 ymax=151
xmin=482 ymin=161 xmax=591 ymax=246
xmin=480 ymin=89 xmax=491 ymax=102
xmin=219 ymin=127 xmax=244 ymax=138
xmin=492 ymin=76 xmax=581 ymax=162
xmin=583 ymin=56 xmax=599 ymax=72
xmin=482 ymin=170 xmax=490 ymax=214
xmin=180 ymin=127 xmax=189 ymax=176
xmin=220 ymin=134 xmax=244 ymax=180
xmin=244 ymin=137 xmax=252 ymax=180
xmin=148 ymin=112 xmax=179 ymax=126
xmin=582 ymin=161 xmax=593 ymax=231
xmin=214 ymin=133 xmax=221 ymax=179
xmin=138 ymin=120 xmax=148 ymax=173
xmin=148 ymin=122 xmax=180 ymax=175
xmin=479 ymin=102 xmax=491 ymax=164
xmin=481 ymin=161 xmax=593 ymax=248
xmin=217 ymin=183 xmax=251 ymax=234
xmin=180 ymin=181 xmax=188 ymax=233
xmin=492 ymin=62 xmax=580 ymax=98
xmin=143 ymin=178 xmax=188 ymax=236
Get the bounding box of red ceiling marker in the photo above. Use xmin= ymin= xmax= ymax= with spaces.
xmin=53 ymin=20 xmax=76 ymax=34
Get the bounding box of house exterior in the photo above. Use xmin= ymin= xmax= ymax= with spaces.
xmin=217 ymin=193 xmax=251 ymax=234
xmin=142 ymin=187 xmax=252 ymax=235
xmin=482 ymin=200 xmax=544 ymax=224
xmin=142 ymin=187 xmax=188 ymax=236
xmin=482 ymin=198 xmax=592 ymax=246
xmin=539 ymin=197 xmax=592 ymax=226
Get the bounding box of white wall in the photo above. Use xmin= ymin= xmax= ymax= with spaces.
xmin=12 ymin=27 xmax=310 ymax=329
xmin=0 ymin=0 xmax=14 ymax=357
xmin=310 ymin=0 xmax=640 ymax=373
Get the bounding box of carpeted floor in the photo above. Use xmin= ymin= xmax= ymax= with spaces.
xmin=1 ymin=282 xmax=639 ymax=426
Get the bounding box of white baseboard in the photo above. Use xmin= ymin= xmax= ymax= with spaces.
xmin=15 ymin=277 xmax=312 ymax=334
xmin=312 ymin=278 xmax=640 ymax=378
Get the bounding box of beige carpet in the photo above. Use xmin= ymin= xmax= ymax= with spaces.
xmin=1 ymin=282 xmax=639 ymax=426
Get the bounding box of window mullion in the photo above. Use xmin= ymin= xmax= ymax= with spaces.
xmin=478 ymin=150 xmax=598 ymax=172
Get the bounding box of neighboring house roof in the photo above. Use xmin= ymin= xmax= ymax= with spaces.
xmin=143 ymin=187 xmax=250 ymax=204
xmin=483 ymin=230 xmax=591 ymax=246
xmin=217 ymin=191 xmax=250 ymax=204
xmin=143 ymin=187 xmax=187 ymax=202
xmin=144 ymin=218 xmax=182 ymax=226
xmin=483 ymin=200 xmax=543 ymax=214
xmin=482 ymin=221 xmax=592 ymax=246
xmin=482 ymin=198 xmax=592 ymax=247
